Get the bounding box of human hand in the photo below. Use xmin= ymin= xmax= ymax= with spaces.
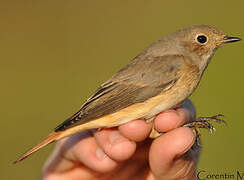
xmin=42 ymin=99 xmax=200 ymax=180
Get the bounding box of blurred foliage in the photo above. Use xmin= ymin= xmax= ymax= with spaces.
xmin=1 ymin=0 xmax=243 ymax=179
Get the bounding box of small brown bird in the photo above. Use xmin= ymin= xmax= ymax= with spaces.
xmin=14 ymin=25 xmax=241 ymax=163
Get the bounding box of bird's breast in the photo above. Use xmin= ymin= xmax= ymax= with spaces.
xmin=143 ymin=63 xmax=200 ymax=119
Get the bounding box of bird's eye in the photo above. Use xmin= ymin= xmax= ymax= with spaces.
xmin=197 ymin=35 xmax=208 ymax=44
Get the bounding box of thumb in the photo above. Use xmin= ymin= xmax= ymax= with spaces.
xmin=149 ymin=127 xmax=198 ymax=180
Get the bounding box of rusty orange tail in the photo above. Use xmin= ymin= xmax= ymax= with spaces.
xmin=13 ymin=132 xmax=62 ymax=164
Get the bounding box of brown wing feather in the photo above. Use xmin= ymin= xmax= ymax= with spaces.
xmin=55 ymin=54 xmax=185 ymax=131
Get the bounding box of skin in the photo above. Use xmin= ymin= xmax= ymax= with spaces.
xmin=42 ymin=99 xmax=200 ymax=180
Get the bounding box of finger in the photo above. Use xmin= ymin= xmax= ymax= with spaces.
xmin=94 ymin=128 xmax=136 ymax=162
xmin=118 ymin=119 xmax=152 ymax=142
xmin=154 ymin=108 xmax=188 ymax=133
xmin=149 ymin=127 xmax=196 ymax=179
xmin=154 ymin=99 xmax=196 ymax=133
xmin=43 ymin=132 xmax=118 ymax=174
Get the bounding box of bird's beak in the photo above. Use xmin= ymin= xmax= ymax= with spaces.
xmin=222 ymin=36 xmax=241 ymax=43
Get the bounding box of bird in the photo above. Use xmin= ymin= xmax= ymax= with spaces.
xmin=13 ymin=25 xmax=241 ymax=164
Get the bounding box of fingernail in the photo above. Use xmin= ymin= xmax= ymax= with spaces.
xmin=185 ymin=129 xmax=195 ymax=148
xmin=165 ymin=109 xmax=177 ymax=114
xmin=96 ymin=147 xmax=107 ymax=160
xmin=109 ymin=131 xmax=125 ymax=145
xmin=176 ymin=108 xmax=191 ymax=125
xmin=176 ymin=128 xmax=195 ymax=158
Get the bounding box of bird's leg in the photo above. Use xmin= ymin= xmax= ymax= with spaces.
xmin=145 ymin=116 xmax=163 ymax=138
xmin=145 ymin=116 xmax=155 ymax=123
xmin=149 ymin=125 xmax=163 ymax=138
xmin=183 ymin=114 xmax=226 ymax=146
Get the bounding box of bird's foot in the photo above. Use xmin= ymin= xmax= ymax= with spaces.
xmin=183 ymin=114 xmax=226 ymax=146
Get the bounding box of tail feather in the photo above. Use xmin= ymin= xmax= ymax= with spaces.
xmin=13 ymin=132 xmax=61 ymax=164
xmin=13 ymin=117 xmax=104 ymax=164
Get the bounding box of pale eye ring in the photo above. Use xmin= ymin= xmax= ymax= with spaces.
xmin=196 ymin=34 xmax=208 ymax=44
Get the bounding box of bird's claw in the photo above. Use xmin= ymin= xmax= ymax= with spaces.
xmin=183 ymin=114 xmax=226 ymax=146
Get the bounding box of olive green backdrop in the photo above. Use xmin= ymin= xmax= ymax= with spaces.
xmin=1 ymin=1 xmax=243 ymax=179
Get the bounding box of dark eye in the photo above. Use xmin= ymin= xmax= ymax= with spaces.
xmin=197 ymin=35 xmax=208 ymax=44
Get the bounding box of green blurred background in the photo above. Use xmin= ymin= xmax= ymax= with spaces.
xmin=1 ymin=0 xmax=243 ymax=179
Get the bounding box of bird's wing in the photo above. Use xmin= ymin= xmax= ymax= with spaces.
xmin=54 ymin=54 xmax=185 ymax=131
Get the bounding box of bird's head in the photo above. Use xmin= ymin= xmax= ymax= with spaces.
xmin=173 ymin=25 xmax=241 ymax=69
